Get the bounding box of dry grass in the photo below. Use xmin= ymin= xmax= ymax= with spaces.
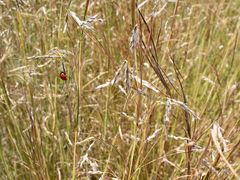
xmin=0 ymin=0 xmax=240 ymax=179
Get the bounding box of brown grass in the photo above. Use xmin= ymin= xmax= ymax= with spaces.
xmin=0 ymin=0 xmax=240 ymax=179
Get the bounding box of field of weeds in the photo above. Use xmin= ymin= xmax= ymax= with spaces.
xmin=0 ymin=0 xmax=240 ymax=179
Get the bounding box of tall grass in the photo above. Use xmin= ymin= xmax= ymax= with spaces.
xmin=0 ymin=0 xmax=240 ymax=179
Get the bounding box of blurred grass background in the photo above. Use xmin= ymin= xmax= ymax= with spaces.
xmin=0 ymin=0 xmax=239 ymax=179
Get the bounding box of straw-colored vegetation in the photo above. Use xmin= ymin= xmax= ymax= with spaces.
xmin=0 ymin=0 xmax=240 ymax=179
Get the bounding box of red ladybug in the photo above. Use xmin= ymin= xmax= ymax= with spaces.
xmin=60 ymin=71 xmax=67 ymax=80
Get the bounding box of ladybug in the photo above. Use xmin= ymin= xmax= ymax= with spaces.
xmin=60 ymin=71 xmax=67 ymax=80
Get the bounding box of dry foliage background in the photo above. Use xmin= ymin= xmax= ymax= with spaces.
xmin=0 ymin=0 xmax=240 ymax=179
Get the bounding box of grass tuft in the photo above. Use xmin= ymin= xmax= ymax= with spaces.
xmin=0 ymin=0 xmax=240 ymax=179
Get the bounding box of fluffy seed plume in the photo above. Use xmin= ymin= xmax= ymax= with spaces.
xmin=129 ymin=25 xmax=140 ymax=51
xmin=211 ymin=122 xmax=239 ymax=178
xmin=164 ymin=98 xmax=172 ymax=125
xmin=96 ymin=60 xmax=160 ymax=95
xmin=68 ymin=11 xmax=104 ymax=31
xmin=168 ymin=98 xmax=200 ymax=120
xmin=147 ymin=128 xmax=162 ymax=142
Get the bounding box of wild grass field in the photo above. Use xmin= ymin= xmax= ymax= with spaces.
xmin=0 ymin=0 xmax=240 ymax=179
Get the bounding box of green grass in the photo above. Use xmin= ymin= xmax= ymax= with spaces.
xmin=0 ymin=0 xmax=240 ymax=179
